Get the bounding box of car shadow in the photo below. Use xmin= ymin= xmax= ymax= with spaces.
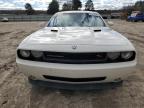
xmin=29 ymin=82 xmax=124 ymax=108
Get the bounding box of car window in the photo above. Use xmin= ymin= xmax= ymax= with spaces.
xmin=48 ymin=13 xmax=106 ymax=27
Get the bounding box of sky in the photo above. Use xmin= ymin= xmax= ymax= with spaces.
xmin=0 ymin=0 xmax=140 ymax=10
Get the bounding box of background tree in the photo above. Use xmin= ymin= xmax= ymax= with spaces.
xmin=85 ymin=0 xmax=94 ymax=10
xmin=72 ymin=0 xmax=82 ymax=10
xmin=62 ymin=3 xmax=72 ymax=11
xmin=134 ymin=1 xmax=144 ymax=12
xmin=47 ymin=0 xmax=59 ymax=14
xmin=25 ymin=3 xmax=35 ymax=15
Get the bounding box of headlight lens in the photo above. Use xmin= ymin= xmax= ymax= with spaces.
xmin=31 ymin=51 xmax=43 ymax=58
xmin=19 ymin=50 xmax=30 ymax=58
xmin=107 ymin=52 xmax=120 ymax=60
xmin=121 ymin=52 xmax=133 ymax=60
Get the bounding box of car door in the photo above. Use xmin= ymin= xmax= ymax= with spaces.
xmin=136 ymin=13 xmax=143 ymax=20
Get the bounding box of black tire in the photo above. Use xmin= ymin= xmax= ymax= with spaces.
xmin=28 ymin=77 xmax=36 ymax=85
xmin=111 ymin=80 xmax=123 ymax=88
xmin=131 ymin=19 xmax=134 ymax=22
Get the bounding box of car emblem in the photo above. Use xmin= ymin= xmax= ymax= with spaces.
xmin=72 ymin=45 xmax=77 ymax=50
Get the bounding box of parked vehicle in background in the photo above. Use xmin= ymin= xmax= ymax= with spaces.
xmin=127 ymin=11 xmax=144 ymax=22
xmin=1 ymin=17 xmax=9 ymax=22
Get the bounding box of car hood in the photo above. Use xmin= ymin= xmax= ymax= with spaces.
xmin=21 ymin=27 xmax=129 ymax=46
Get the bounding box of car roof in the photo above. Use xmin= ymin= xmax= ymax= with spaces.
xmin=56 ymin=11 xmax=100 ymax=16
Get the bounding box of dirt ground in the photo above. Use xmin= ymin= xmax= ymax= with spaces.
xmin=0 ymin=20 xmax=144 ymax=108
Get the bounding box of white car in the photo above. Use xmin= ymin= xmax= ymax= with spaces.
xmin=1 ymin=17 xmax=9 ymax=22
xmin=16 ymin=11 xmax=137 ymax=89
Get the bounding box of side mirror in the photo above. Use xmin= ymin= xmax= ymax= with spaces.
xmin=107 ymin=21 xmax=114 ymax=26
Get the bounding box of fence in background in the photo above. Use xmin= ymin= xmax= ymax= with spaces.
xmin=0 ymin=14 xmax=123 ymax=22
xmin=0 ymin=14 xmax=52 ymax=21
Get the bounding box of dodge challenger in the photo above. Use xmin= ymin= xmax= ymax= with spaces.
xmin=16 ymin=11 xmax=137 ymax=89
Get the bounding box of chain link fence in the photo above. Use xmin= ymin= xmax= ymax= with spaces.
xmin=0 ymin=14 xmax=52 ymax=21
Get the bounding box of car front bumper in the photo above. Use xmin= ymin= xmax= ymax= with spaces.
xmin=17 ymin=58 xmax=137 ymax=84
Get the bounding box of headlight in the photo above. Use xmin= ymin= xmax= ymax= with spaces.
xmin=107 ymin=52 xmax=120 ymax=60
xmin=121 ymin=52 xmax=133 ymax=60
xmin=19 ymin=50 xmax=30 ymax=58
xmin=31 ymin=51 xmax=43 ymax=58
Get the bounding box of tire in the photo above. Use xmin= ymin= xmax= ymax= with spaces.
xmin=111 ymin=80 xmax=123 ymax=88
xmin=131 ymin=19 xmax=134 ymax=22
xmin=28 ymin=77 xmax=37 ymax=85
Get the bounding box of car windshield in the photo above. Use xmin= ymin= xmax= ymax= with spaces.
xmin=47 ymin=13 xmax=106 ymax=27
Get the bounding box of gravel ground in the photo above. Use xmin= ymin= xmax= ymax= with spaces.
xmin=0 ymin=20 xmax=144 ymax=108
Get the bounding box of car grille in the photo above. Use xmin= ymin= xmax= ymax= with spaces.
xmin=43 ymin=52 xmax=107 ymax=64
